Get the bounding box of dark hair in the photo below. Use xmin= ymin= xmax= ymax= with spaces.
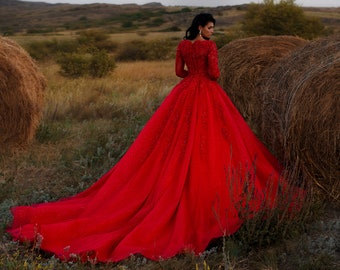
xmin=184 ymin=13 xmax=216 ymax=40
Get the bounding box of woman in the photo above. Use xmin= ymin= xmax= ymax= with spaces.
xmin=7 ymin=13 xmax=302 ymax=263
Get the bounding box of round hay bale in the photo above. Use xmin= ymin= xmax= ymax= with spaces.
xmin=0 ymin=37 xmax=46 ymax=151
xmin=218 ymin=35 xmax=308 ymax=134
xmin=260 ymin=35 xmax=340 ymax=201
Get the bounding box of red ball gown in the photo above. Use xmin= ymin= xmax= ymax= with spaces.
xmin=7 ymin=40 xmax=302 ymax=262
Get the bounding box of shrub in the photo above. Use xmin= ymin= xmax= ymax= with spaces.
xmin=115 ymin=39 xmax=177 ymax=61
xmin=115 ymin=40 xmax=147 ymax=61
xmin=77 ymin=29 xmax=109 ymax=45
xmin=213 ymin=33 xmax=236 ymax=49
xmin=181 ymin=7 xmax=191 ymax=12
xmin=76 ymin=29 xmax=117 ymax=52
xmin=162 ymin=26 xmax=181 ymax=32
xmin=144 ymin=39 xmax=176 ymax=60
xmin=57 ymin=52 xmax=90 ymax=77
xmin=27 ymin=39 xmax=79 ymax=61
xmin=36 ymin=122 xmax=71 ymax=143
xmin=89 ymin=50 xmax=116 ymax=78
xmin=122 ymin=21 xmax=135 ymax=28
xmin=26 ymin=30 xmax=117 ymax=62
xmin=57 ymin=50 xmax=115 ymax=78
xmin=26 ymin=40 xmax=56 ymax=61
xmin=242 ymin=0 xmax=326 ymax=39
xmin=147 ymin=17 xmax=165 ymax=27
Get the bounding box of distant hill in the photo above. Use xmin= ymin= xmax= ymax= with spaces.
xmin=0 ymin=0 xmax=244 ymax=34
xmin=0 ymin=0 xmax=50 ymax=7
xmin=142 ymin=2 xmax=164 ymax=7
xmin=0 ymin=0 xmax=339 ymax=35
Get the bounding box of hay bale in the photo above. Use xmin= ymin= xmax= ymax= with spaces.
xmin=260 ymin=35 xmax=340 ymax=200
xmin=0 ymin=37 xmax=46 ymax=151
xmin=218 ymin=35 xmax=308 ymax=134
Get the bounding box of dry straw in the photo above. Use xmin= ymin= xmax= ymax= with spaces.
xmin=260 ymin=35 xmax=340 ymax=201
xmin=0 ymin=37 xmax=46 ymax=151
xmin=218 ymin=35 xmax=308 ymax=135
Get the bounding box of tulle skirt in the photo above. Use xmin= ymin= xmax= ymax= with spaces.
xmin=7 ymin=74 xmax=303 ymax=262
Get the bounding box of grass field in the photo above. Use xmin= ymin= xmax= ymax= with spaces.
xmin=1 ymin=25 xmax=339 ymax=270
xmin=10 ymin=31 xmax=185 ymax=47
xmin=1 ymin=62 xmax=337 ymax=270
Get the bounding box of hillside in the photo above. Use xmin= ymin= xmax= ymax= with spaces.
xmin=0 ymin=0 xmax=246 ymax=34
xmin=0 ymin=0 xmax=339 ymax=35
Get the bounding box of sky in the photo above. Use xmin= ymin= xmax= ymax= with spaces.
xmin=21 ymin=0 xmax=339 ymax=7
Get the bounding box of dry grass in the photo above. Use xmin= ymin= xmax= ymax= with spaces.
xmin=42 ymin=60 xmax=176 ymax=122
xmin=304 ymin=8 xmax=340 ymax=19
xmin=9 ymin=33 xmax=81 ymax=48
xmin=108 ymin=32 xmax=183 ymax=43
xmin=10 ymin=32 xmax=182 ymax=48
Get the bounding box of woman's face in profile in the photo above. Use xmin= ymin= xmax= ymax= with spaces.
xmin=200 ymin=22 xmax=215 ymax=39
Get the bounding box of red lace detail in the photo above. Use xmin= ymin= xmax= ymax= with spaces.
xmin=176 ymin=40 xmax=220 ymax=80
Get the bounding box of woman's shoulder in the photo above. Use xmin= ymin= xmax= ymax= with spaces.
xmin=177 ymin=39 xmax=217 ymax=54
xmin=178 ymin=39 xmax=216 ymax=46
xmin=206 ymin=39 xmax=217 ymax=47
xmin=178 ymin=39 xmax=190 ymax=46
xmin=177 ymin=39 xmax=191 ymax=51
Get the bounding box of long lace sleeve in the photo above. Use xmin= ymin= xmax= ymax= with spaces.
xmin=207 ymin=41 xmax=220 ymax=80
xmin=175 ymin=43 xmax=188 ymax=78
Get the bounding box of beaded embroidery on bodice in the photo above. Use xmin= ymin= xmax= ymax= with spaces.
xmin=176 ymin=40 xmax=220 ymax=80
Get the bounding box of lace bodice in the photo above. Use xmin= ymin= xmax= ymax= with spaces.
xmin=175 ymin=39 xmax=220 ymax=80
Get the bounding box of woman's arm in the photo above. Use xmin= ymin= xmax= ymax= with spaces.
xmin=175 ymin=43 xmax=188 ymax=78
xmin=207 ymin=41 xmax=220 ymax=80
